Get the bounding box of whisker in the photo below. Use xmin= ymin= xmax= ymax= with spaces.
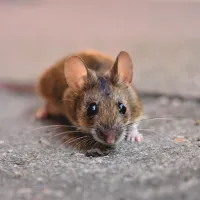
xmin=91 ymin=141 xmax=98 ymax=149
xmin=77 ymin=138 xmax=89 ymax=149
xmin=63 ymin=137 xmax=82 ymax=146
xmin=76 ymin=139 xmax=85 ymax=149
xmin=138 ymin=128 xmax=161 ymax=135
xmin=80 ymin=136 xmax=93 ymax=150
xmin=60 ymin=134 xmax=68 ymax=142
xmin=57 ymin=137 xmax=77 ymax=148
xmin=139 ymin=116 xmax=183 ymax=123
xmin=59 ymin=136 xmax=90 ymax=149
xmin=84 ymin=139 xmax=92 ymax=149
xmin=83 ymin=140 xmax=98 ymax=153
xmin=67 ymin=136 xmax=90 ymax=148
xmin=48 ymin=130 xmax=81 ymax=140
xmin=123 ymin=116 xmax=184 ymax=129
xmin=42 ymin=128 xmax=79 ymax=136
xmin=29 ymin=124 xmax=77 ymax=131
xmin=89 ymin=138 xmax=96 ymax=148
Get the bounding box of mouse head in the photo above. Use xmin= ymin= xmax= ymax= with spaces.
xmin=63 ymin=51 xmax=142 ymax=146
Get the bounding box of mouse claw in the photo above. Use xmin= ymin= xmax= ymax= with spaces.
xmin=126 ymin=132 xmax=143 ymax=143
xmin=134 ymin=134 xmax=143 ymax=143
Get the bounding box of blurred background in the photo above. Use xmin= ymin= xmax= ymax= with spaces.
xmin=0 ymin=0 xmax=200 ymax=97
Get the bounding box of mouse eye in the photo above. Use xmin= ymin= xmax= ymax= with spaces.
xmin=87 ymin=103 xmax=98 ymax=117
xmin=118 ymin=102 xmax=126 ymax=115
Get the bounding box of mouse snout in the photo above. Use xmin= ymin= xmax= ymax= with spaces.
xmin=102 ymin=130 xmax=116 ymax=145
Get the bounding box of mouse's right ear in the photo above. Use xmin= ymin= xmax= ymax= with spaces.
xmin=110 ymin=51 xmax=133 ymax=85
xmin=64 ymin=56 xmax=88 ymax=91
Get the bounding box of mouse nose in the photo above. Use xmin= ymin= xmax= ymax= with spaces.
xmin=103 ymin=130 xmax=116 ymax=145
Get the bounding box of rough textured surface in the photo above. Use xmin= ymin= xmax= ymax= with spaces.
xmin=0 ymin=90 xmax=200 ymax=200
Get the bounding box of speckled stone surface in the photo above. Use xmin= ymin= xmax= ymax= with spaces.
xmin=0 ymin=90 xmax=200 ymax=200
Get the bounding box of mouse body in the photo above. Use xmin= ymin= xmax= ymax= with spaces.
xmin=36 ymin=49 xmax=143 ymax=146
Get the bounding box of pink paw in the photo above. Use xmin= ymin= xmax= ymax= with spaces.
xmin=126 ymin=133 xmax=143 ymax=143
xmin=35 ymin=107 xmax=48 ymax=119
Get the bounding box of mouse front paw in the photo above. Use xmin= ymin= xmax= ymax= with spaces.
xmin=126 ymin=131 xmax=143 ymax=143
xmin=35 ymin=107 xmax=48 ymax=119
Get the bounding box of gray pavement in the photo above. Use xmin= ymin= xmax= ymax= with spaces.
xmin=0 ymin=90 xmax=200 ymax=200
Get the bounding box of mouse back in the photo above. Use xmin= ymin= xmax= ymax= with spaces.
xmin=36 ymin=49 xmax=114 ymax=106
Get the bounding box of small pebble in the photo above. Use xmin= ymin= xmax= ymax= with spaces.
xmin=14 ymin=171 xmax=23 ymax=178
xmin=174 ymin=136 xmax=186 ymax=143
xmin=2 ymin=152 xmax=7 ymax=156
xmin=38 ymin=138 xmax=50 ymax=146
xmin=7 ymin=149 xmax=13 ymax=153
xmin=0 ymin=140 xmax=4 ymax=144
xmin=195 ymin=120 xmax=200 ymax=126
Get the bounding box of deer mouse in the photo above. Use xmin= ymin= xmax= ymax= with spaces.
xmin=35 ymin=49 xmax=143 ymax=147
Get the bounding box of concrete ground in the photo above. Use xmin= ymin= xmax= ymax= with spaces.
xmin=0 ymin=91 xmax=200 ymax=200
xmin=1 ymin=1 xmax=200 ymax=200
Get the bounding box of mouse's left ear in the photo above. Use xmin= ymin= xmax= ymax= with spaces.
xmin=110 ymin=51 xmax=133 ymax=84
xmin=64 ymin=56 xmax=88 ymax=91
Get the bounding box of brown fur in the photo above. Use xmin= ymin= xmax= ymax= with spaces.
xmin=36 ymin=49 xmax=114 ymax=115
xmin=36 ymin=49 xmax=143 ymax=147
